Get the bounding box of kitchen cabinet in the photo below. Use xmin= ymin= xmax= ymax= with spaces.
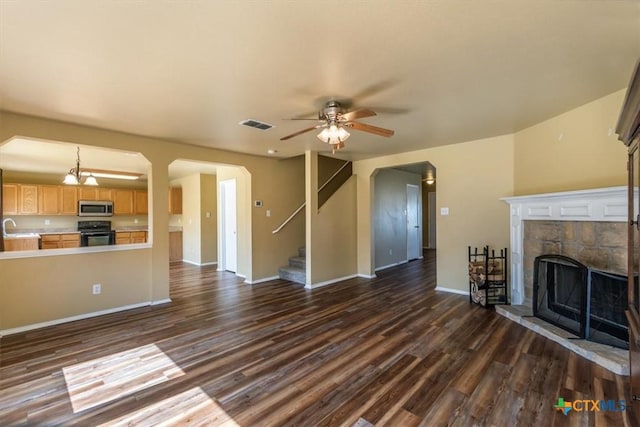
xmin=39 ymin=185 xmax=59 ymax=214
xmin=169 ymin=231 xmax=183 ymax=262
xmin=78 ymin=187 xmax=113 ymax=201
xmin=38 ymin=186 xmax=78 ymax=215
xmin=4 ymin=237 xmax=39 ymax=251
xmin=19 ymin=185 xmax=38 ymax=214
xmin=134 ymin=190 xmax=148 ymax=215
xmin=60 ymin=186 xmax=78 ymax=214
xmin=2 ymin=184 xmax=18 ymax=215
xmin=169 ymin=187 xmax=182 ymax=214
xmin=113 ymin=189 xmax=134 ymax=215
xmin=115 ymin=230 xmax=147 ymax=244
xmin=40 ymin=233 xmax=81 ymax=249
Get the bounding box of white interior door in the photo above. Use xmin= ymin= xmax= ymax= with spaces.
xmin=220 ymin=179 xmax=237 ymax=273
xmin=406 ymin=184 xmax=421 ymax=260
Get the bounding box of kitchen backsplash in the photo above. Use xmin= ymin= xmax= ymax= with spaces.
xmin=4 ymin=215 xmax=148 ymax=232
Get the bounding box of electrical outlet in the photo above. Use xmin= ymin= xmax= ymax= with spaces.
xmin=134 ymin=218 xmax=139 ymax=224
xmin=389 ymin=249 xmax=393 ymax=255
xmin=44 ymin=219 xmax=50 ymax=225
xmin=266 ymin=210 xmax=271 ymax=217
xmin=92 ymin=284 xmax=101 ymax=295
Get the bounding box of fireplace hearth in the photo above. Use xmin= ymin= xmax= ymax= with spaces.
xmin=533 ymin=254 xmax=633 ymax=349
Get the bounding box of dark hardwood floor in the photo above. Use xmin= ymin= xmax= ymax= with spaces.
xmin=1 ymin=250 xmax=637 ymax=426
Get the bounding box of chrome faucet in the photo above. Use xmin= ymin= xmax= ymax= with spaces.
xmin=2 ymin=218 xmax=16 ymax=237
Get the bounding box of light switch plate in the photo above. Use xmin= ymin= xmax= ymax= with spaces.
xmin=440 ymin=207 xmax=449 ymax=216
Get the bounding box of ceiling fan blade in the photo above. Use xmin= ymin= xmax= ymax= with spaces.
xmin=341 ymin=108 xmax=377 ymax=122
xmin=347 ymin=121 xmax=395 ymax=137
xmin=280 ymin=125 xmax=323 ymax=141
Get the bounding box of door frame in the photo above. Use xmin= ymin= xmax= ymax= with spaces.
xmin=219 ymin=178 xmax=237 ymax=273
xmin=406 ymin=183 xmax=421 ymax=261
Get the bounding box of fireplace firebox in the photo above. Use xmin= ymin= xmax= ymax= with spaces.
xmin=533 ymin=254 xmax=633 ymax=349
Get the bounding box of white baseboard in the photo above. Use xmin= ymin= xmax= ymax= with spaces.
xmin=435 ymin=286 xmax=469 ymax=296
xmin=151 ymin=298 xmax=172 ymax=305
xmin=182 ymin=259 xmax=217 ymax=267
xmin=357 ymin=273 xmax=376 ymax=279
xmin=305 ymin=274 xmax=358 ymax=290
xmin=0 ymin=301 xmax=154 ymax=337
xmin=245 ymin=275 xmax=279 ymax=285
xmin=235 ymin=273 xmax=246 ymax=279
xmin=374 ymin=260 xmax=408 ymax=272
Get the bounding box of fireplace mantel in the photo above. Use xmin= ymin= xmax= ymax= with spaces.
xmin=501 ymin=186 xmax=630 ymax=305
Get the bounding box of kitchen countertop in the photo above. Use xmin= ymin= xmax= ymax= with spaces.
xmin=115 ymin=226 xmax=148 ymax=232
xmin=6 ymin=228 xmax=80 ymax=235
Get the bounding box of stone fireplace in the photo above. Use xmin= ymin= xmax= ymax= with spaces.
xmin=502 ymin=186 xmax=630 ymax=305
xmin=501 ymin=187 xmax=632 ymax=374
xmin=523 ymin=220 xmax=628 ymax=302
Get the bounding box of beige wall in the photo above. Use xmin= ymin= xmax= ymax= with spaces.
xmin=514 ymin=89 xmax=628 ymax=195
xmin=0 ymin=249 xmax=150 ymax=330
xmin=307 ymin=151 xmax=357 ymax=285
xmin=174 ymin=173 xmax=217 ymax=265
xmin=250 ymin=156 xmax=305 ymax=280
xmin=177 ymin=174 xmax=203 ymax=265
xmin=354 ymin=134 xmax=515 ymax=292
xmin=0 ymin=111 xmax=306 ymax=330
xmin=200 ymin=174 xmax=217 ymax=264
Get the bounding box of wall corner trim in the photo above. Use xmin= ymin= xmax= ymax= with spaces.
xmin=435 ymin=286 xmax=469 ymax=296
xmin=245 ymin=275 xmax=279 ymax=285
xmin=305 ymin=274 xmax=358 ymax=290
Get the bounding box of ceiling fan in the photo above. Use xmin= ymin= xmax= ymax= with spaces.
xmin=280 ymin=101 xmax=395 ymax=153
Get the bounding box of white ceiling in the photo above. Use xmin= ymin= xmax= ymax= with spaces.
xmin=0 ymin=1 xmax=639 ymax=161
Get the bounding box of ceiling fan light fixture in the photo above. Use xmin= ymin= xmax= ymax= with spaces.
xmin=317 ymin=124 xmax=350 ymax=144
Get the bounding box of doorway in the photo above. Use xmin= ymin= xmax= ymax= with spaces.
xmin=428 ymin=191 xmax=436 ymax=249
xmin=406 ymin=184 xmax=421 ymax=260
xmin=220 ymin=179 xmax=237 ymax=273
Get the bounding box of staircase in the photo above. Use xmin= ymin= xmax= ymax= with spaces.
xmin=278 ymin=246 xmax=306 ymax=285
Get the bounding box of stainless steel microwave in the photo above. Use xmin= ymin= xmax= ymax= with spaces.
xmin=78 ymin=200 xmax=114 ymax=217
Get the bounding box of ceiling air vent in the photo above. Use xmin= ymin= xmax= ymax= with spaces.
xmin=239 ymin=119 xmax=274 ymax=130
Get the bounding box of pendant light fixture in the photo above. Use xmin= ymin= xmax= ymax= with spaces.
xmin=63 ymin=147 xmax=98 ymax=186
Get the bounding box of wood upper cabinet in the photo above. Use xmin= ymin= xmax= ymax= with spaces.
xmin=38 ymin=185 xmax=60 ymax=215
xmin=60 ymin=186 xmax=78 ymax=214
xmin=19 ymin=185 xmax=38 ymax=214
xmin=2 ymin=184 xmax=18 ymax=215
xmin=134 ymin=190 xmax=148 ymax=215
xmin=38 ymin=185 xmax=78 ymax=215
xmin=78 ymin=187 xmax=113 ymax=201
xmin=113 ymin=189 xmax=134 ymax=215
xmin=169 ymin=187 xmax=182 ymax=214
xmin=78 ymin=187 xmax=98 ymax=201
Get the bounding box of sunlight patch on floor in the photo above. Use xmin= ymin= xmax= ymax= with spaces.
xmin=62 ymin=343 xmax=185 ymax=413
xmin=98 ymin=386 xmax=239 ymax=427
